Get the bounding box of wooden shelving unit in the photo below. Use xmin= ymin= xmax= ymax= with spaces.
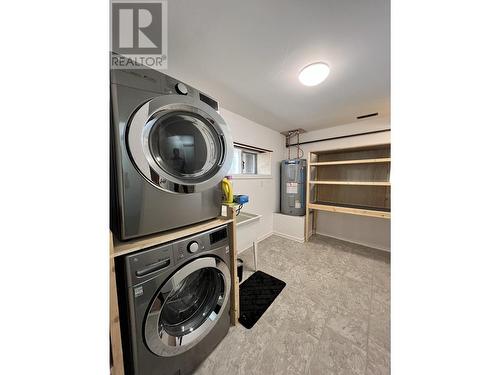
xmin=109 ymin=206 xmax=238 ymax=375
xmin=305 ymin=144 xmax=391 ymax=241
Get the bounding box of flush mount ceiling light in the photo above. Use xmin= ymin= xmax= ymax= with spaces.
xmin=298 ymin=62 xmax=330 ymax=86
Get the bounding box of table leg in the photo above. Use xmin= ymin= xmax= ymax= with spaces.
xmin=253 ymin=241 xmax=258 ymax=271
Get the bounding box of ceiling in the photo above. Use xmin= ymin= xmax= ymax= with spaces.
xmin=165 ymin=0 xmax=390 ymax=132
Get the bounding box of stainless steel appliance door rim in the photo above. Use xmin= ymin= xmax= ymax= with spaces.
xmin=143 ymin=256 xmax=231 ymax=357
xmin=127 ymin=95 xmax=234 ymax=194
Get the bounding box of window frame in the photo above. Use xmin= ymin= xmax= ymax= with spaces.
xmin=228 ymin=143 xmax=273 ymax=179
xmin=241 ymin=150 xmax=258 ymax=175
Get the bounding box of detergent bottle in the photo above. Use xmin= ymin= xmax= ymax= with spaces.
xmin=221 ymin=176 xmax=234 ymax=203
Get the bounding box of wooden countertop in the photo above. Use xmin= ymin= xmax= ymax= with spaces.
xmin=111 ymin=216 xmax=233 ymax=258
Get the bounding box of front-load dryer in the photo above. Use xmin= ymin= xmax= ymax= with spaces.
xmin=111 ymin=59 xmax=234 ymax=240
xmin=116 ymin=225 xmax=231 ymax=375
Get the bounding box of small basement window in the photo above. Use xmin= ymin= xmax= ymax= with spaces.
xmin=229 ymin=143 xmax=272 ymax=178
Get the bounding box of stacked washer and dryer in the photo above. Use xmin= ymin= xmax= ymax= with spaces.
xmin=111 ymin=58 xmax=234 ymax=375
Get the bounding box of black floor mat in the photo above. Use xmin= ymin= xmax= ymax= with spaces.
xmin=238 ymin=271 xmax=286 ymax=329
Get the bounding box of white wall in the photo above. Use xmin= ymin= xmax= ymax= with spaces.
xmin=293 ymin=116 xmax=391 ymax=251
xmin=220 ymin=108 xmax=284 ymax=251
xmin=315 ymin=212 xmax=390 ymax=251
xmin=296 ymin=115 xmax=390 ymax=147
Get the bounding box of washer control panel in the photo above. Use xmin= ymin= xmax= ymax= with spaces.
xmin=175 ymin=238 xmax=206 ymax=262
xmin=124 ymin=243 xmax=174 ymax=286
xmin=173 ymin=225 xmax=229 ymax=263
xmin=123 ymin=225 xmax=229 ymax=287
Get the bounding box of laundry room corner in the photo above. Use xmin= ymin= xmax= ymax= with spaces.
xmin=219 ymin=108 xmax=285 ymax=252
xmin=291 ymin=115 xmax=391 ymax=251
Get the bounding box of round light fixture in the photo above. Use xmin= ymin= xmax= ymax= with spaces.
xmin=298 ymin=62 xmax=330 ymax=86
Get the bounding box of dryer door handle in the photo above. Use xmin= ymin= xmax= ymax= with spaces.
xmin=217 ymin=134 xmax=226 ymax=167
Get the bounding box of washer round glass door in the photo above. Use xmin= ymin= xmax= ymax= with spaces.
xmin=144 ymin=257 xmax=230 ymax=357
xmin=127 ymin=95 xmax=234 ymax=193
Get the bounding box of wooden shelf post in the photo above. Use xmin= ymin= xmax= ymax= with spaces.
xmin=223 ymin=204 xmax=240 ymax=325
xmin=305 ymin=152 xmax=311 ymax=241
xmin=110 ymin=232 xmax=125 ymax=375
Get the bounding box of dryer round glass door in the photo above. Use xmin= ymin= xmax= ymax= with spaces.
xmin=127 ymin=95 xmax=234 ymax=193
xmin=148 ymin=111 xmax=219 ymax=181
xmin=144 ymin=256 xmax=231 ymax=357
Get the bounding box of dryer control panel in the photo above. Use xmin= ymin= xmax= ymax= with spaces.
xmin=110 ymin=59 xmax=220 ymax=113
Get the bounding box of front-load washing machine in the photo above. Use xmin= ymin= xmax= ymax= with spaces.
xmin=116 ymin=224 xmax=231 ymax=375
xmin=111 ymin=58 xmax=234 ymax=240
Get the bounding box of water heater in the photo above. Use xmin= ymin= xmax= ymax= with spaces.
xmin=280 ymin=159 xmax=307 ymax=216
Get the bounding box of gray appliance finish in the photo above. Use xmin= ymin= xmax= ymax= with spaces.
xmin=111 ymin=60 xmax=234 ymax=240
xmin=280 ymin=159 xmax=307 ymax=216
xmin=118 ymin=225 xmax=231 ymax=375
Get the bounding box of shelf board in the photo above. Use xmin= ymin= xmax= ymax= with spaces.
xmin=313 ymin=143 xmax=390 ymax=155
xmin=112 ymin=217 xmax=233 ymax=258
xmin=309 ymin=157 xmax=390 ymax=166
xmin=309 ymin=180 xmax=390 ymax=186
xmin=308 ymin=201 xmax=391 ymax=219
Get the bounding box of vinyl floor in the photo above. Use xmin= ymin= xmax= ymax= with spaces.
xmin=194 ymin=234 xmax=390 ymax=375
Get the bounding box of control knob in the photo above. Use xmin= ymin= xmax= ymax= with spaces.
xmin=187 ymin=241 xmax=199 ymax=253
xmin=175 ymin=83 xmax=188 ymax=95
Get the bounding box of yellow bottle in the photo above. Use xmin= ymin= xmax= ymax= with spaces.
xmin=221 ymin=177 xmax=234 ymax=203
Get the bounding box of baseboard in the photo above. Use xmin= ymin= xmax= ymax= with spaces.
xmin=272 ymin=231 xmax=305 ymax=243
xmin=314 ymin=231 xmax=390 ymax=252
xmin=238 ymin=231 xmax=274 ymax=254
xmin=239 ymin=230 xmax=388 ymax=252
xmin=239 ymin=231 xmax=304 ymax=253
xmin=257 ymin=231 xmax=274 ymax=242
